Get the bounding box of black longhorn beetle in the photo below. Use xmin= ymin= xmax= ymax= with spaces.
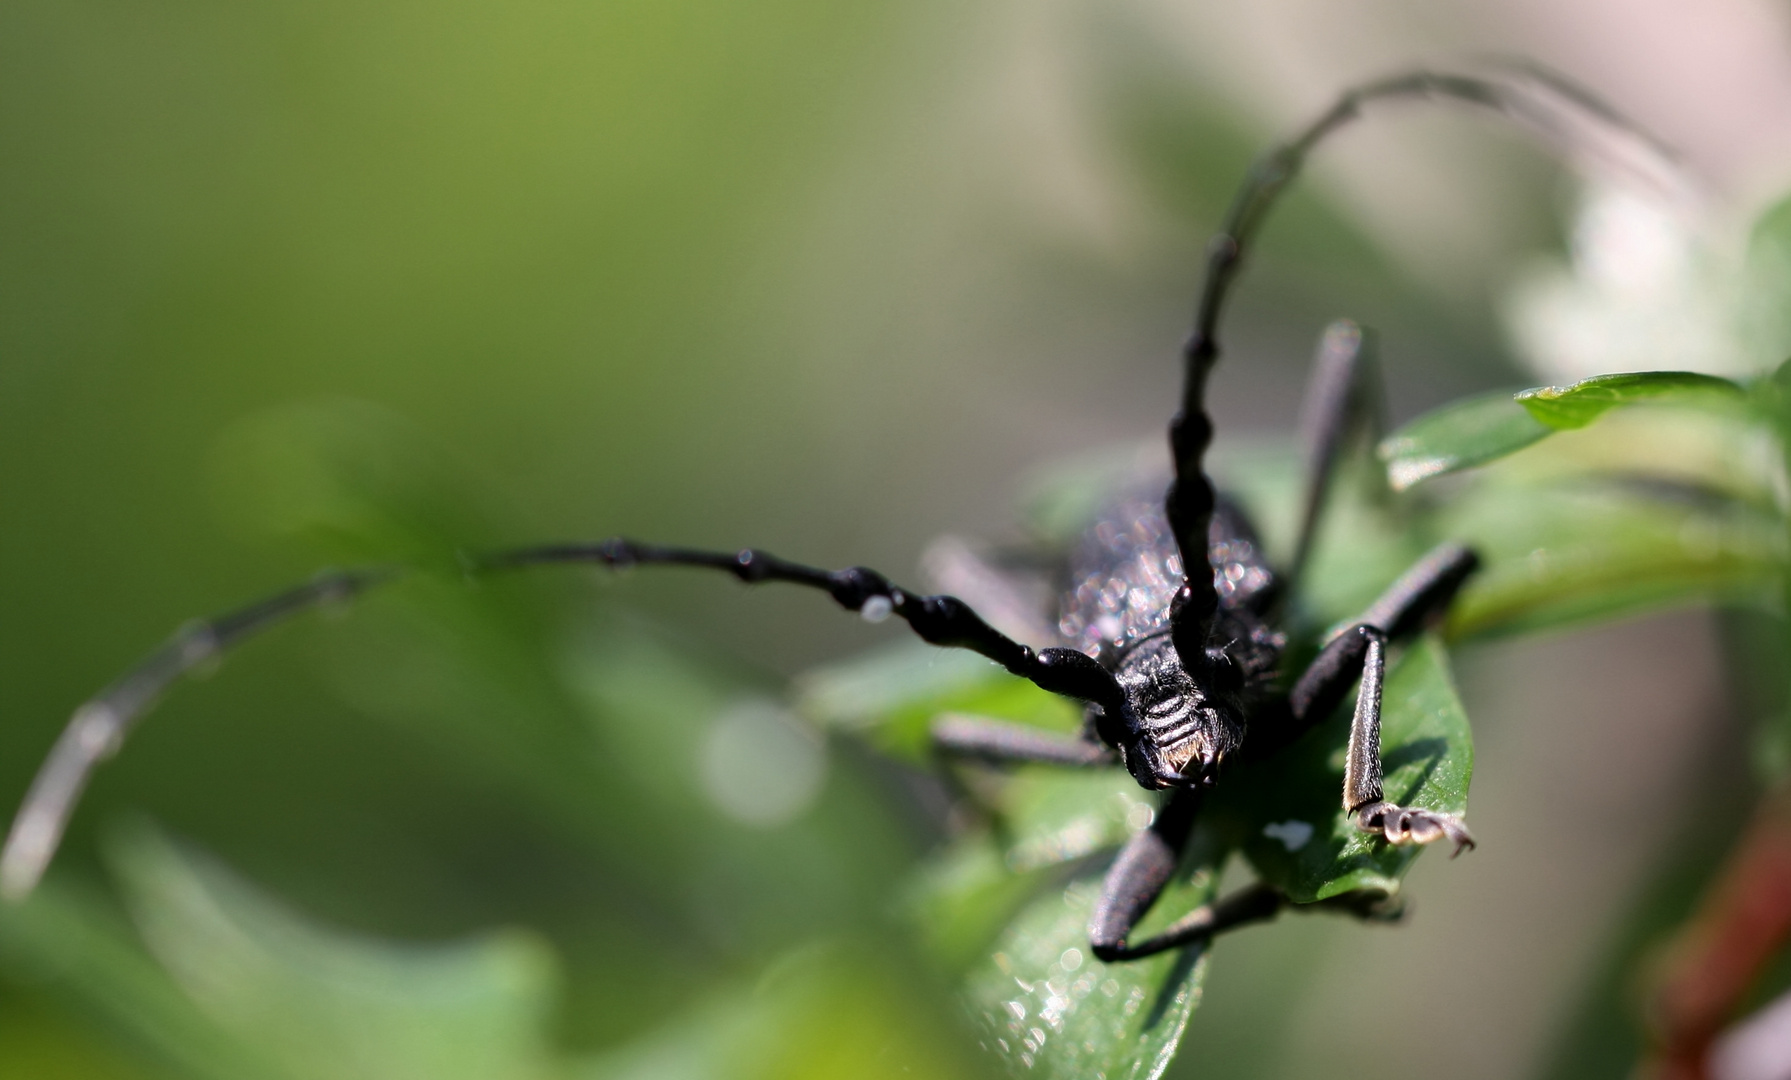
xmin=2 ymin=66 xmax=1643 ymax=961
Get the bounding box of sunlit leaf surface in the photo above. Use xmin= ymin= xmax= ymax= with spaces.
xmin=1439 ymin=482 xmax=1783 ymax=640
xmin=1515 ymin=371 xmax=1748 ymax=430
xmin=904 ymin=762 xmax=1223 ymax=1078
xmin=1377 ymin=390 xmax=1552 ymax=491
xmin=796 ymin=642 xmax=1078 ymax=760
xmin=904 ymin=771 xmax=1154 ymax=972
xmin=1380 ymin=372 xmax=1758 ymax=492
xmin=961 ymin=857 xmax=1219 ymax=1080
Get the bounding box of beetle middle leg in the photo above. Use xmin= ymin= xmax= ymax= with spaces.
xmin=930 ymin=714 xmax=1115 ymax=767
xmin=1286 ymin=319 xmax=1385 ymax=592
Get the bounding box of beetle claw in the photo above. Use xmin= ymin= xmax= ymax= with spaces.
xmin=1353 ymin=800 xmax=1476 ymax=857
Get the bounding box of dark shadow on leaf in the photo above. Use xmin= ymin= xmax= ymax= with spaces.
xmin=1326 ymin=849 xmax=1390 ymax=882
xmin=1142 ymin=941 xmax=1206 ymax=1032
xmin=1381 ymin=736 xmax=1448 ymax=805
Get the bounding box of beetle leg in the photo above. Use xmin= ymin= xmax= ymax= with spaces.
xmin=1283 ymin=541 xmax=1480 ymax=734
xmin=1355 ymin=541 xmax=1480 ymax=640
xmin=1332 ymin=628 xmax=1473 ymax=853
xmin=930 ymin=714 xmax=1115 ymax=767
xmin=1280 ymin=623 xmax=1476 ymax=855
xmin=1089 ymin=790 xmax=1253 ymax=961
xmin=1275 ymin=542 xmax=1482 ymax=854
xmin=1098 ymin=881 xmax=1285 ymax=962
xmin=1286 ymin=320 xmax=1384 ymax=592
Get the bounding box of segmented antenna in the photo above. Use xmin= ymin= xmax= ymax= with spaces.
xmin=0 ymin=570 xmax=391 ymax=899
xmin=1165 ymin=61 xmax=1682 ymax=673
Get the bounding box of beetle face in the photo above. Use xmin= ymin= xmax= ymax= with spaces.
xmin=1113 ymin=636 xmax=1246 ymax=790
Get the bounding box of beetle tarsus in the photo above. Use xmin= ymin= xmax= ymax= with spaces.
xmin=1354 ymin=801 xmax=1477 ymax=856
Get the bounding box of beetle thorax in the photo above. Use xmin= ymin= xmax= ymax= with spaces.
xmin=1113 ymin=635 xmax=1245 ymax=789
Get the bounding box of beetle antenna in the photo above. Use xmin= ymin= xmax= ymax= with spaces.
xmin=0 ymin=569 xmax=394 ymax=899
xmin=4 ymin=538 xmax=1130 ymax=898
xmin=1166 ymin=62 xmax=1679 ymax=671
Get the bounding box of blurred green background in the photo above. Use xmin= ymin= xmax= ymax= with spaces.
xmin=4 ymin=0 xmax=1790 ymax=1076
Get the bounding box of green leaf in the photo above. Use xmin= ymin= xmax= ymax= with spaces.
xmin=905 ymin=837 xmax=1060 ymax=973
xmin=1377 ymin=390 xmax=1552 ymax=491
xmin=1210 ymin=635 xmax=1472 ymax=903
xmin=1438 ymin=482 xmax=1783 ymax=640
xmin=577 ymin=942 xmax=989 ymax=1080
xmin=911 ymin=768 xmax=1224 ymax=1075
xmin=1378 ymin=374 xmax=1758 ymax=491
xmin=795 ymin=641 xmax=1078 ymax=760
xmin=109 ymin=827 xmax=562 ymax=1080
xmin=961 ymin=841 xmax=1221 ymax=1080
xmin=1515 ymin=371 xmax=1748 ymax=430
xmin=905 ymin=770 xmax=1155 ymax=971
xmin=0 ymin=884 xmax=278 ymax=1080
xmin=999 ymin=771 xmax=1159 ymax=873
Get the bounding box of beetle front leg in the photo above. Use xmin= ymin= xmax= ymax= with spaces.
xmin=1339 ymin=627 xmax=1475 ymax=853
xmin=1091 ymin=789 xmax=1201 ymax=960
xmin=1294 ymin=624 xmax=1476 ymax=855
xmin=1088 ymin=790 xmax=1282 ymax=960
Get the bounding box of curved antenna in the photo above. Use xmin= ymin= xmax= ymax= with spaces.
xmin=0 ymin=570 xmax=394 ymax=899
xmin=3 ymin=539 xmax=1128 ymax=899
xmin=1165 ymin=62 xmax=1682 ymax=671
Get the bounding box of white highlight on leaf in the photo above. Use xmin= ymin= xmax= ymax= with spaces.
xmin=1387 ymin=455 xmax=1452 ymax=493
xmin=1262 ymin=820 xmax=1314 ymax=852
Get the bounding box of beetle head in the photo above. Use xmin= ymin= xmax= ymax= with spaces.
xmin=1110 ymin=635 xmax=1246 ymax=790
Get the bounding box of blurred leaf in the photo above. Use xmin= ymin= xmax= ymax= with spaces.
xmin=0 ymin=996 xmax=163 ymax=1080
xmin=1020 ymin=447 xmax=1168 ymax=549
xmin=1469 ymin=405 xmax=1782 ymax=510
xmin=1377 ymin=390 xmax=1551 ymax=491
xmin=210 ymin=399 xmax=487 ymax=570
xmin=794 ymin=642 xmax=1078 ymax=761
xmin=999 ymin=772 xmax=1158 ymax=874
xmin=1515 ymin=371 xmax=1748 ymax=430
xmin=904 ymin=771 xmax=1154 ymax=971
xmin=1440 ymin=482 xmax=1782 ymax=640
xmin=1211 ymin=635 xmax=1472 ymax=903
xmin=577 ymin=942 xmax=988 ymax=1080
xmin=905 ymin=837 xmax=1059 ymax=974
xmin=110 ymin=825 xmax=562 ymax=1080
xmin=0 ymin=883 xmax=276 ymax=1080
xmin=960 ymin=846 xmax=1219 ymax=1080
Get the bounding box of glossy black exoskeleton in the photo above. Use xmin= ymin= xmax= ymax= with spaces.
xmin=1058 ymin=494 xmax=1283 ymax=791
